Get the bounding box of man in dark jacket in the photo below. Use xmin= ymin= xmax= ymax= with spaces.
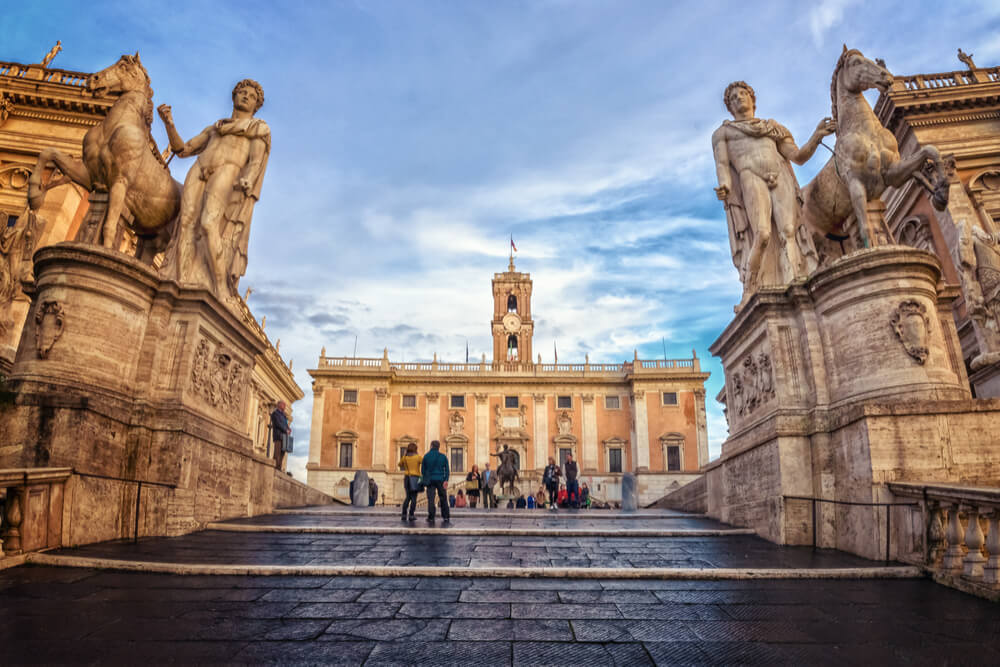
xmin=270 ymin=401 xmax=291 ymax=470
xmin=543 ymin=457 xmax=561 ymax=511
xmin=564 ymin=453 xmax=580 ymax=509
xmin=421 ymin=440 xmax=450 ymax=523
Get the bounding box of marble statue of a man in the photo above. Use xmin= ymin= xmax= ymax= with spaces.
xmin=712 ymin=81 xmax=834 ymax=307
xmin=157 ymin=79 xmax=269 ymax=299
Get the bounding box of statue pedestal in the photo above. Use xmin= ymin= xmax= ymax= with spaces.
xmin=705 ymin=247 xmax=1000 ymax=559
xmin=0 ymin=242 xmax=324 ymax=546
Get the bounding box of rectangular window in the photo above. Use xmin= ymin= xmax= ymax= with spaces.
xmin=557 ymin=395 xmax=572 ymax=409
xmin=401 ymin=394 xmax=417 ymax=408
xmin=609 ymin=448 xmax=623 ymax=473
xmin=343 ymin=389 xmax=358 ymax=404
xmin=662 ymin=392 xmax=678 ymax=406
xmin=667 ymin=446 xmax=681 ymax=471
xmin=450 ymin=447 xmax=464 ymax=472
xmin=399 ymin=446 xmax=407 ymax=462
xmin=339 ymin=442 xmax=353 ymax=468
xmin=505 ymin=395 xmax=519 ymax=409
xmin=604 ymin=395 xmax=620 ymax=410
xmin=450 ymin=395 xmax=465 ymax=408
xmin=559 ymin=448 xmax=572 ymax=465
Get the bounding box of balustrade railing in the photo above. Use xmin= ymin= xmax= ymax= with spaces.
xmin=318 ymin=355 xmax=699 ymax=375
xmin=0 ymin=61 xmax=91 ymax=87
xmin=887 ymin=482 xmax=1000 ymax=591
xmin=892 ymin=66 xmax=1000 ymax=92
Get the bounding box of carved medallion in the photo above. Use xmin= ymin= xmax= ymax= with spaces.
xmin=34 ymin=300 xmax=64 ymax=359
xmin=890 ymin=300 xmax=930 ymax=364
xmin=189 ymin=337 xmax=247 ymax=411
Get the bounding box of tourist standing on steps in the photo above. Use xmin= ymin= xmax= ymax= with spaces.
xmin=269 ymin=401 xmax=290 ymax=470
xmin=466 ymin=464 xmax=482 ymax=508
xmin=421 ymin=440 xmax=450 ymax=523
xmin=398 ymin=442 xmax=422 ymax=521
xmin=564 ymin=453 xmax=580 ymax=509
xmin=543 ymin=457 xmax=561 ymax=511
xmin=481 ymin=462 xmax=497 ymax=509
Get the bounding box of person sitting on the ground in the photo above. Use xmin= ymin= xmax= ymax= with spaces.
xmin=535 ymin=488 xmax=547 ymax=508
xmin=515 ymin=495 xmax=527 ymax=509
xmin=449 ymin=494 xmax=456 ymax=508
xmin=526 ymin=494 xmax=535 ymax=509
xmin=455 ymin=490 xmax=467 ymax=508
xmin=557 ymin=484 xmax=568 ymax=508
xmin=506 ymin=498 xmax=515 ymax=509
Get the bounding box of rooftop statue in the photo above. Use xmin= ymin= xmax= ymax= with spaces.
xmin=712 ymin=82 xmax=832 ymax=308
xmin=39 ymin=40 xmax=62 ymax=69
xmin=158 ymin=79 xmax=269 ymax=300
xmin=800 ymin=47 xmax=950 ymax=249
xmin=27 ymin=53 xmax=181 ymax=261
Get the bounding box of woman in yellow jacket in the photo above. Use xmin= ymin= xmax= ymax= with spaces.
xmin=398 ymin=442 xmax=423 ymax=521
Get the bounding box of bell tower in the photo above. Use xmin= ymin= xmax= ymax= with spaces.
xmin=492 ymin=257 xmax=534 ymax=363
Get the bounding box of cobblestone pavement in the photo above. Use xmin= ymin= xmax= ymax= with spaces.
xmin=2 ymin=566 xmax=997 ymax=665
xmin=50 ymin=531 xmax=881 ymax=569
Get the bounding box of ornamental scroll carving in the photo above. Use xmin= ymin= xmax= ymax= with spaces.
xmin=890 ymin=300 xmax=930 ymax=364
xmin=190 ymin=337 xmax=247 ymax=411
xmin=34 ymin=300 xmax=64 ymax=359
xmin=729 ymin=351 xmax=775 ymax=417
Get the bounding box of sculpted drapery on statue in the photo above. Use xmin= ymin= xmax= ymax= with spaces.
xmin=158 ymin=79 xmax=269 ymax=299
xmin=712 ymin=81 xmax=833 ymax=308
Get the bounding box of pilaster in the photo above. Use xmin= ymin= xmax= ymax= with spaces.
xmin=475 ymin=393 xmax=489 ymax=466
xmin=425 ymin=392 xmax=440 ymax=451
xmin=581 ymin=393 xmax=598 ymax=472
xmin=533 ymin=393 xmax=548 ymax=471
xmin=308 ymin=385 xmax=326 ymax=465
xmin=634 ymin=391 xmax=650 ymax=471
xmin=372 ymin=387 xmax=389 ymax=470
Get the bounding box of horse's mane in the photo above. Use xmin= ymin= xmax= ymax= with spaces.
xmin=830 ymin=48 xmax=863 ymax=125
xmin=118 ymin=55 xmax=167 ymax=168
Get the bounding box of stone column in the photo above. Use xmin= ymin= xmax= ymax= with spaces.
xmin=474 ymin=393 xmax=489 ymax=466
xmin=425 ymin=392 xmax=440 ymax=449
xmin=581 ymin=393 xmax=598 ymax=472
xmin=308 ymin=386 xmax=326 ymax=466
xmin=533 ymin=394 xmax=548 ymax=471
xmin=372 ymin=387 xmax=389 ymax=470
xmin=634 ymin=391 xmax=650 ymax=471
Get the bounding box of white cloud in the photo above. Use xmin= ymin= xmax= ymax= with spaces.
xmin=808 ymin=0 xmax=860 ymax=47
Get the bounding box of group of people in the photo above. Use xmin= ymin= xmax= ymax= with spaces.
xmin=397 ymin=445 xmax=597 ymax=522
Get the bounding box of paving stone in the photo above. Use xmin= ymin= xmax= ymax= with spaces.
xmin=261 ymin=587 xmax=362 ymax=602
xmin=685 ymin=620 xmax=816 ymax=643
xmin=233 ymin=640 xmax=375 ymax=665
xmin=571 ymin=620 xmax=635 ymax=642
xmin=641 ymin=641 xmax=713 ymax=665
xmin=461 ymin=589 xmax=559 ymax=603
xmin=357 ymin=588 xmax=462 ymax=602
xmin=449 ymin=618 xmax=514 ymax=640
xmin=398 ymin=602 xmax=511 ymax=619
xmin=511 ymin=603 xmax=623 ymax=619
xmin=514 ymin=641 xmax=616 ymax=666
xmin=558 ymin=590 xmax=661 ymax=604
xmin=366 ymin=640 xmax=511 ymax=666
xmin=320 ymin=618 xmax=450 ymax=641
xmin=616 ymin=603 xmax=728 ymax=621
xmin=510 ymin=578 xmax=603 ymax=591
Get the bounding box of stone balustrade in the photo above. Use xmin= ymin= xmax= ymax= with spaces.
xmin=0 ymin=468 xmax=73 ymax=557
xmin=890 ymin=66 xmax=1000 ymax=92
xmin=0 ymin=61 xmax=90 ymax=87
xmin=317 ymin=355 xmax=700 ymax=376
xmin=887 ymin=482 xmax=1000 ymax=600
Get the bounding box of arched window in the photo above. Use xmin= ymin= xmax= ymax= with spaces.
xmin=507 ymin=334 xmax=518 ymax=360
xmin=507 ymin=294 xmax=518 ymax=312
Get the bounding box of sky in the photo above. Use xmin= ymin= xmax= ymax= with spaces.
xmin=5 ymin=1 xmax=1000 ymax=483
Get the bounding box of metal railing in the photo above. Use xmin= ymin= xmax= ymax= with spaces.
xmin=784 ymin=495 xmax=919 ymax=562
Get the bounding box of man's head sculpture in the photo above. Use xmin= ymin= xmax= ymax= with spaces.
xmin=723 ymin=80 xmax=755 ymax=115
xmin=232 ymin=79 xmax=265 ymax=112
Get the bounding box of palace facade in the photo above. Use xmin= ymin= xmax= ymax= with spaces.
xmin=307 ymin=259 xmax=710 ymax=506
xmin=875 ymin=53 xmax=1000 ymax=396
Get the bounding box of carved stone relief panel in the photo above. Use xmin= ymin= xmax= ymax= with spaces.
xmin=728 ymin=349 xmax=776 ymax=418
xmin=189 ymin=336 xmax=248 ymax=412
xmin=34 ymin=300 xmax=64 ymax=359
xmin=890 ymin=300 xmax=930 ymax=364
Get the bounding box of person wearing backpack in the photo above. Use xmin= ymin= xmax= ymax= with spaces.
xmin=421 ymin=440 xmax=451 ymax=523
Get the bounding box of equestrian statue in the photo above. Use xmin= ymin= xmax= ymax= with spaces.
xmin=492 ymin=444 xmax=519 ymax=497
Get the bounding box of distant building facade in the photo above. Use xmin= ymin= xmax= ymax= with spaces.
xmin=876 ymin=53 xmax=1000 ymax=396
xmin=307 ymin=259 xmax=710 ymax=506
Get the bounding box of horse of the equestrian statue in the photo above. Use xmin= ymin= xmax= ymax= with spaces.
xmin=492 ymin=444 xmax=519 ymax=497
xmin=801 ymin=46 xmax=950 ymax=249
xmin=27 ymin=53 xmax=181 ymax=263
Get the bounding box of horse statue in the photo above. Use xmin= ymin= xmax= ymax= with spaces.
xmin=492 ymin=445 xmax=519 ymax=496
xmin=27 ymin=53 xmax=181 ymax=263
xmin=801 ymin=46 xmax=950 ymax=249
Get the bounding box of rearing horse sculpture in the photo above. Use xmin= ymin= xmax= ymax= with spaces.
xmin=801 ymin=47 xmax=950 ymax=248
xmin=27 ymin=53 xmax=180 ymax=260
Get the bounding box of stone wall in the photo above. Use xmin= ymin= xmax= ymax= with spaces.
xmin=651 ymin=475 xmax=707 ymax=513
